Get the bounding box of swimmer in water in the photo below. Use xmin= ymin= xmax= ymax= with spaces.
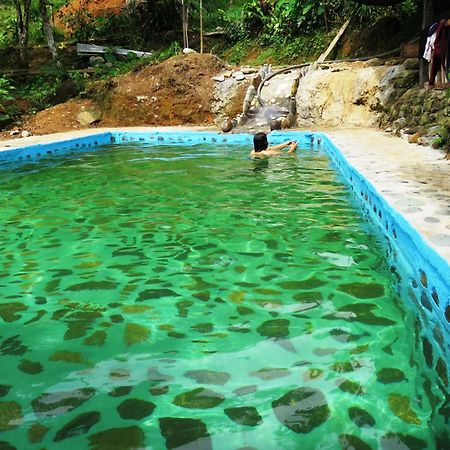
xmin=250 ymin=132 xmax=298 ymax=159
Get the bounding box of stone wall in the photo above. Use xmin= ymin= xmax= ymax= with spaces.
xmin=379 ymin=59 xmax=450 ymax=152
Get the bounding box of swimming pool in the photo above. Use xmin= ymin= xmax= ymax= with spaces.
xmin=0 ymin=131 xmax=448 ymax=449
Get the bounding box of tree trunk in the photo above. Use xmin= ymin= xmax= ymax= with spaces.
xmin=181 ymin=0 xmax=188 ymax=48
xmin=39 ymin=0 xmax=59 ymax=62
xmin=420 ymin=0 xmax=434 ymax=85
xmin=13 ymin=0 xmax=32 ymax=67
xmin=199 ymin=0 xmax=203 ymax=53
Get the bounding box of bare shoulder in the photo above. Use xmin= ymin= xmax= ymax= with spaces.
xmin=250 ymin=150 xmax=268 ymax=159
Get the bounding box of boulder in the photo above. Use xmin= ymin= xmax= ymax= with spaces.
xmin=403 ymin=58 xmax=419 ymax=70
xmin=76 ymin=109 xmax=102 ymax=126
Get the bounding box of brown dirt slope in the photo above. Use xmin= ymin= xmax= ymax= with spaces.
xmin=2 ymin=53 xmax=232 ymax=139
xmin=19 ymin=99 xmax=101 ymax=136
xmin=99 ymin=53 xmax=227 ymax=126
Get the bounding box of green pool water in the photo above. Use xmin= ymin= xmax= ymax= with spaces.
xmin=0 ymin=143 xmax=448 ymax=450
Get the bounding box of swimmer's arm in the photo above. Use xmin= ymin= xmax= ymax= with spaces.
xmin=287 ymin=141 xmax=298 ymax=154
xmin=263 ymin=149 xmax=281 ymax=156
xmin=268 ymin=141 xmax=292 ymax=151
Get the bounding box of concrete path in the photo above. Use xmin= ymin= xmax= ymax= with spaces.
xmin=327 ymin=129 xmax=450 ymax=264
xmin=1 ymin=126 xmax=450 ymax=266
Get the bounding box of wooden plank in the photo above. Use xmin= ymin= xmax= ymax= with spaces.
xmin=317 ymin=19 xmax=351 ymax=63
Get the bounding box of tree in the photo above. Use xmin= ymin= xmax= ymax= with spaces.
xmin=199 ymin=0 xmax=203 ymax=53
xmin=13 ymin=0 xmax=32 ymax=66
xmin=352 ymin=0 xmax=436 ymax=84
xmin=179 ymin=0 xmax=190 ymax=49
xmin=39 ymin=0 xmax=59 ymax=62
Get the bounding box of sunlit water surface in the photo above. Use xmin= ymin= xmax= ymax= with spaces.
xmin=0 ymin=143 xmax=448 ymax=449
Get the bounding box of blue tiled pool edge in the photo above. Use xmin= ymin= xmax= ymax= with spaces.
xmin=1 ymin=129 xmax=449 ymax=344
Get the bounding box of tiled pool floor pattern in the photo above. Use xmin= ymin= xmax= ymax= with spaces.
xmin=0 ymin=141 xmax=448 ymax=449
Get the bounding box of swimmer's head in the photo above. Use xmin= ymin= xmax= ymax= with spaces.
xmin=253 ymin=132 xmax=268 ymax=152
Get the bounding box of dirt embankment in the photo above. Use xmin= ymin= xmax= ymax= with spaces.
xmin=2 ymin=53 xmax=248 ymax=138
xmin=98 ymin=53 xmax=227 ymax=126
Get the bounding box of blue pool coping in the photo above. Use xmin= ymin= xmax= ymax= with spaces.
xmin=1 ymin=129 xmax=449 ymax=346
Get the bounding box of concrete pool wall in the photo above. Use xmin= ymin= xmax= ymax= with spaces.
xmin=1 ymin=127 xmax=449 ymax=369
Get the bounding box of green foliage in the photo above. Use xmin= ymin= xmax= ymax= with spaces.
xmin=0 ymin=15 xmax=16 ymax=47
xmin=154 ymin=41 xmax=181 ymax=61
xmin=226 ymin=40 xmax=251 ymax=65
xmin=0 ymin=76 xmax=15 ymax=124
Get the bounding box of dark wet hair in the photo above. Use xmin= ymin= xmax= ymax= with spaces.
xmin=253 ymin=132 xmax=268 ymax=152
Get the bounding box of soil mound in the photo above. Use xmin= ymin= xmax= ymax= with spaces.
xmin=1 ymin=53 xmax=233 ymax=139
xmin=99 ymin=52 xmax=227 ymax=126
xmin=19 ymin=99 xmax=101 ymax=135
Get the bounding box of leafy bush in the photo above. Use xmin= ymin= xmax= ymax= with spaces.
xmin=0 ymin=76 xmax=15 ymax=125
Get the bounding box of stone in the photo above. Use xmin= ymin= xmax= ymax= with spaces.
xmin=388 ymin=394 xmax=421 ymax=425
xmin=380 ymin=433 xmax=427 ymax=450
xmin=408 ymin=132 xmax=423 ymax=144
xmin=0 ymin=385 xmax=12 ymax=398
xmin=150 ymin=385 xmax=169 ymax=396
xmin=124 ymin=323 xmax=150 ymax=346
xmin=108 ymin=386 xmax=132 ymax=397
xmin=0 ymin=303 xmax=27 ymax=322
xmin=365 ymin=58 xmax=383 ymax=67
xmin=9 ymin=130 xmax=20 ymax=136
xmin=337 ymin=379 xmax=364 ymax=395
xmin=89 ymin=426 xmax=145 ymax=450
xmin=394 ymin=70 xmax=419 ymax=89
xmin=272 ymin=387 xmax=330 ymax=433
xmin=256 ymin=319 xmax=289 ymax=339
xmin=325 ymin=302 xmax=396 ymax=326
xmin=136 ymin=95 xmax=149 ymax=102
xmin=31 ymin=388 xmax=96 ymax=417
xmin=376 ymin=368 xmax=406 ymax=384
xmin=339 ymin=434 xmax=372 ymax=450
xmin=48 ymin=350 xmax=89 ymax=365
xmin=116 ymin=398 xmax=156 ymax=420
xmin=18 ymin=360 xmax=43 ymax=375
xmin=348 ymin=407 xmax=376 ymax=427
xmin=159 ymin=417 xmax=211 ymax=450
xmin=251 ymin=368 xmax=291 ymax=380
xmin=183 ymin=48 xmax=195 ymax=54
xmin=233 ymin=385 xmax=257 ymax=396
xmin=54 ymin=411 xmax=100 ymax=442
xmin=403 ymin=58 xmax=419 ymax=70
xmin=184 ymin=370 xmax=230 ymax=385
xmin=221 ymin=118 xmax=233 ymax=132
xmin=0 ymin=401 xmax=22 ymax=430
xmin=337 ymin=282 xmax=384 ymax=299
xmin=172 ymin=388 xmax=224 ymax=409
xmin=89 ymin=56 xmax=104 ymax=66
xmin=28 ymin=422 xmax=50 ymax=443
xmin=234 ymin=72 xmax=245 ymax=81
xmin=76 ymin=109 xmax=101 ymax=126
xmin=223 ymin=70 xmax=233 ymax=78
xmin=224 ymin=407 xmax=262 ymax=426
xmin=147 ymin=367 xmax=173 ymax=382
xmin=212 ymin=75 xmax=225 ymax=82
